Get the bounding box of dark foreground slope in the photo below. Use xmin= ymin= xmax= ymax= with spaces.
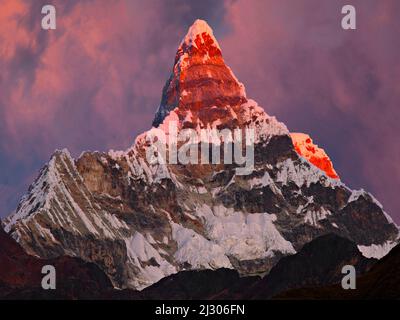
xmin=2 ymin=228 xmax=395 ymax=300
xmin=242 ymin=234 xmax=376 ymax=299
xmin=0 ymin=227 xmax=113 ymax=299
xmin=275 ymin=242 xmax=400 ymax=300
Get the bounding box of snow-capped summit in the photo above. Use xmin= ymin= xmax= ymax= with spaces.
xmin=179 ymin=19 xmax=221 ymax=51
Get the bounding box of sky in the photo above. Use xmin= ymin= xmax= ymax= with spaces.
xmin=0 ymin=0 xmax=399 ymax=223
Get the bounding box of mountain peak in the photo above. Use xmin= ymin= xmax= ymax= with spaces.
xmin=152 ymin=19 xmax=246 ymax=127
xmin=179 ymin=19 xmax=220 ymax=52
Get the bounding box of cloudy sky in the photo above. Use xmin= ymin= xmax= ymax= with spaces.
xmin=1 ymin=0 xmax=399 ymax=223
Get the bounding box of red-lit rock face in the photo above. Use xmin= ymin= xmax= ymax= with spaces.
xmin=291 ymin=132 xmax=339 ymax=179
xmin=153 ymin=19 xmax=247 ymax=128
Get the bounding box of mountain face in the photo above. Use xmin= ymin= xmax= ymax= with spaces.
xmin=3 ymin=19 xmax=398 ymax=291
xmin=0 ymin=226 xmax=113 ymax=299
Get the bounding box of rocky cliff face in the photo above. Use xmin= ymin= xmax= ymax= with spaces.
xmin=3 ymin=19 xmax=398 ymax=291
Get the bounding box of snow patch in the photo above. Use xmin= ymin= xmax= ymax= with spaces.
xmin=248 ymin=171 xmax=273 ymax=188
xmin=171 ymin=222 xmax=232 ymax=269
xmin=179 ymin=19 xmax=220 ymax=50
xmin=195 ymin=204 xmax=296 ymax=260
xmin=276 ymin=158 xmax=323 ymax=188
xmin=357 ymin=241 xmax=397 ymax=259
xmin=125 ymin=232 xmax=177 ymax=290
xmin=304 ymin=207 xmax=331 ymax=227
